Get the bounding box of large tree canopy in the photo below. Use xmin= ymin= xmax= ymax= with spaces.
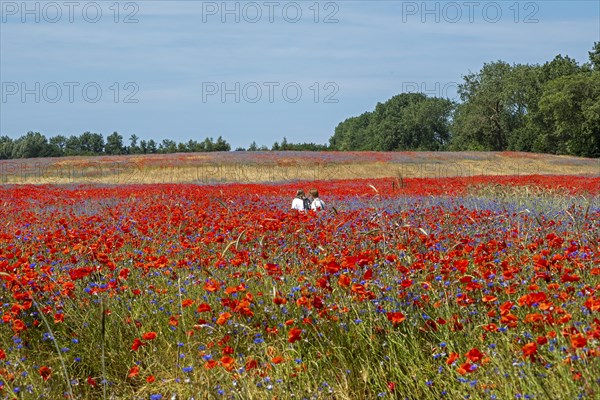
xmin=329 ymin=93 xmax=454 ymax=151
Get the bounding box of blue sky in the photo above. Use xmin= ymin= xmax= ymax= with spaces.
xmin=1 ymin=0 xmax=598 ymax=149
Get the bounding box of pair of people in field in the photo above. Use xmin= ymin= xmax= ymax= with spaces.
xmin=292 ymin=189 xmax=325 ymax=211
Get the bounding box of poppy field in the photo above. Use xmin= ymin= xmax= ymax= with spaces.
xmin=0 ymin=174 xmax=599 ymax=399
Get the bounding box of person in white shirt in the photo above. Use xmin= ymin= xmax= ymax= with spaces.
xmin=291 ymin=189 xmax=307 ymax=211
xmin=309 ymin=188 xmax=325 ymax=211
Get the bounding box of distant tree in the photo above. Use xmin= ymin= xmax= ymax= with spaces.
xmin=159 ymin=139 xmax=177 ymax=153
xmin=248 ymin=141 xmax=258 ymax=151
xmin=105 ymin=132 xmax=125 ymax=155
xmin=213 ymin=136 xmax=231 ymax=151
xmin=129 ymin=134 xmax=140 ymax=154
xmin=329 ymin=111 xmax=372 ymax=150
xmin=533 ymin=73 xmax=600 ymax=157
xmin=184 ymin=140 xmax=198 ymax=152
xmin=541 ymin=55 xmax=585 ymax=81
xmin=202 ymin=137 xmax=214 ymax=152
xmin=79 ymin=132 xmax=104 ymax=155
xmin=330 ymin=93 xmax=453 ymax=151
xmin=147 ymin=139 xmax=158 ymax=154
xmin=48 ymin=135 xmax=68 ymax=156
xmin=235 ymin=146 xmax=246 ymax=151
xmin=402 ymin=97 xmax=454 ymax=150
xmin=589 ymin=41 xmax=600 ymax=71
xmin=270 ymin=138 xmax=329 ymax=151
xmin=139 ymin=140 xmax=148 ymax=154
xmin=0 ymin=136 xmax=14 ymax=159
xmin=177 ymin=142 xmax=188 ymax=152
xmin=64 ymin=135 xmax=81 ymax=156
xmin=280 ymin=137 xmax=289 ymax=150
xmin=11 ymin=131 xmax=52 ymax=158
xmin=450 ymin=61 xmax=517 ymax=151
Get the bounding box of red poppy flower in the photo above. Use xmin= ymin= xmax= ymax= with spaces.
xmin=128 ymin=366 xmax=140 ymax=378
xmin=387 ymin=311 xmax=406 ymax=325
xmin=216 ymin=312 xmax=232 ymax=325
xmin=571 ymin=334 xmax=587 ymax=348
xmin=220 ymin=355 xmax=235 ymax=370
xmin=465 ymin=348 xmax=484 ymax=363
xmin=142 ymin=332 xmax=157 ymax=340
xmin=271 ymin=356 xmax=285 ymax=364
xmin=522 ymin=342 xmax=537 ymax=357
xmin=39 ymin=366 xmax=51 ymax=381
xmin=181 ymin=299 xmax=194 ymax=308
xmin=131 ymin=338 xmax=146 ymax=351
xmin=288 ymin=327 xmax=302 ymax=343
xmin=446 ymin=352 xmax=459 ymax=365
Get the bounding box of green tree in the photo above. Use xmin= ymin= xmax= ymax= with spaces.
xmin=330 ymin=93 xmax=453 ymax=151
xmin=105 ymin=132 xmax=125 ymax=155
xmin=329 ymin=111 xmax=372 ymax=150
xmin=450 ymin=61 xmax=518 ymax=151
xmin=280 ymin=137 xmax=289 ymax=150
xmin=541 ymin=55 xmax=585 ymax=82
xmin=129 ymin=134 xmax=140 ymax=154
xmin=10 ymin=131 xmax=53 ymax=158
xmin=0 ymin=136 xmax=14 ymax=159
xmin=79 ymin=132 xmax=104 ymax=155
xmin=159 ymin=139 xmax=177 ymax=153
xmin=48 ymin=135 xmax=68 ymax=156
xmin=589 ymin=42 xmax=600 ymax=71
xmin=147 ymin=139 xmax=158 ymax=154
xmin=214 ymin=136 xmax=231 ymax=151
xmin=534 ymin=73 xmax=600 ymax=157
xmin=139 ymin=140 xmax=148 ymax=154
xmin=402 ymin=97 xmax=454 ymax=150
xmin=202 ymin=138 xmax=214 ymax=152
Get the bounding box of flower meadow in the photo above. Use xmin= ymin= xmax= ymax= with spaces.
xmin=0 ymin=175 xmax=599 ymax=399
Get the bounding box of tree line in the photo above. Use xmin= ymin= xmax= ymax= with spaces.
xmin=2 ymin=43 xmax=598 ymax=159
xmin=329 ymin=43 xmax=600 ymax=158
xmin=0 ymin=132 xmax=231 ymax=159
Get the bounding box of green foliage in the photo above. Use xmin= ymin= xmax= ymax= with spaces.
xmin=0 ymin=135 xmax=15 ymax=159
xmin=10 ymin=131 xmax=54 ymax=158
xmin=330 ymin=93 xmax=454 ymax=151
xmin=105 ymin=132 xmax=126 ymax=155
xmin=590 ymin=42 xmax=600 ymax=70
xmin=534 ymin=73 xmax=600 ymax=157
xmin=272 ymin=136 xmax=330 ymax=151
xmin=329 ymin=43 xmax=598 ymax=157
xmin=0 ymin=132 xmax=233 ymax=159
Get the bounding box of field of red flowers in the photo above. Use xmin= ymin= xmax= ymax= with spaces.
xmin=0 ymin=175 xmax=599 ymax=399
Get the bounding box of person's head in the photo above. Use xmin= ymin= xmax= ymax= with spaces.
xmin=296 ymin=189 xmax=305 ymax=198
xmin=310 ymin=189 xmax=319 ymax=198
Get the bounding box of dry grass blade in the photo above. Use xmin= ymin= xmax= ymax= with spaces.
xmin=215 ymin=198 xmax=229 ymax=212
xmin=360 ymin=228 xmax=381 ymax=235
xmin=221 ymin=230 xmax=245 ymax=257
